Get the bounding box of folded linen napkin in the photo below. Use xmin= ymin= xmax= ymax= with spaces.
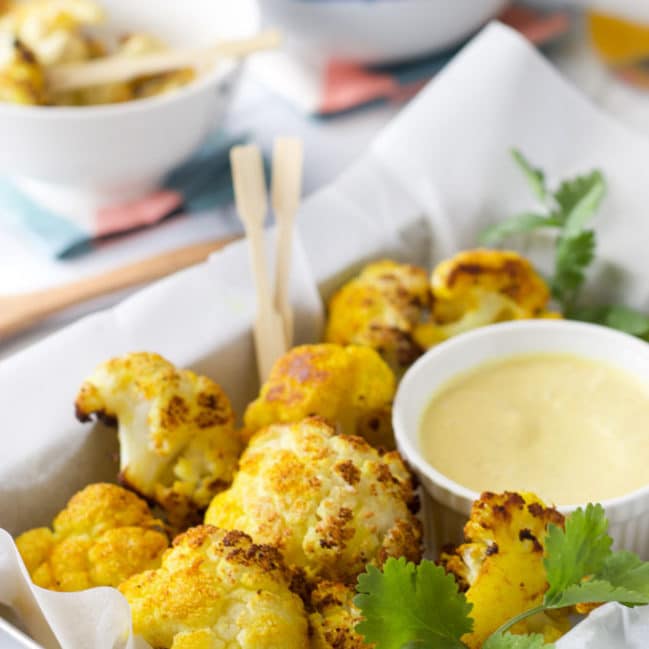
xmin=250 ymin=4 xmax=572 ymax=115
xmin=0 ymin=131 xmax=246 ymax=259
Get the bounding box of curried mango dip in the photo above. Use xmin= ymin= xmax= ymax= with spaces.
xmin=420 ymin=353 xmax=649 ymax=505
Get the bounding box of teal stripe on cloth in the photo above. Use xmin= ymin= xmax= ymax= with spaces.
xmin=0 ymin=179 xmax=90 ymax=258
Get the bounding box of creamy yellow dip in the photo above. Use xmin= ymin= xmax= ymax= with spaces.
xmin=420 ymin=353 xmax=649 ymax=505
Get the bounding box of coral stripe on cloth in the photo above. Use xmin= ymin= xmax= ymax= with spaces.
xmin=252 ymin=4 xmax=573 ymax=115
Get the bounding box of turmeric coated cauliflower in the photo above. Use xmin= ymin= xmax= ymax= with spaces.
xmin=325 ymin=260 xmax=431 ymax=377
xmin=0 ymin=0 xmax=105 ymax=66
xmin=119 ymin=525 xmax=310 ymax=649
xmin=414 ymin=250 xmax=557 ymax=348
xmin=0 ymin=36 xmax=45 ymax=104
xmin=309 ymin=581 xmax=372 ymax=649
xmin=63 ymin=32 xmax=194 ymax=105
xmin=440 ymin=492 xmax=570 ymax=649
xmin=205 ymin=417 xmax=422 ymax=584
xmin=244 ymin=344 xmax=397 ymax=449
xmin=15 ymin=483 xmax=168 ymax=591
xmin=75 ymin=352 xmax=242 ymax=527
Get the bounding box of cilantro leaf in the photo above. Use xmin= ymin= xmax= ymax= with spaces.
xmin=479 ymin=213 xmax=560 ymax=246
xmin=483 ymin=632 xmax=553 ymax=649
xmin=551 ymin=579 xmax=649 ymax=608
xmin=354 ymin=558 xmax=473 ymax=649
xmin=512 ymin=149 xmax=547 ymax=202
xmin=479 ymin=153 xmax=604 ymax=314
xmin=544 ymin=504 xmax=612 ymax=607
xmin=605 ymin=307 xmax=649 ymax=336
xmin=544 ymin=506 xmax=649 ymax=609
xmin=551 ymin=230 xmax=596 ymax=308
xmin=549 ymin=549 xmax=649 ymax=607
xmin=570 ymin=305 xmax=649 ymax=337
xmin=554 ymin=171 xmax=606 ymax=235
xmin=598 ymin=551 xmax=649 ymax=602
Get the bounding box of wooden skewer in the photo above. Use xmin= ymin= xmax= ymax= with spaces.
xmin=230 ymin=145 xmax=288 ymax=382
xmin=47 ymin=30 xmax=282 ymax=92
xmin=0 ymin=235 xmax=239 ymax=340
xmin=271 ymin=137 xmax=304 ymax=348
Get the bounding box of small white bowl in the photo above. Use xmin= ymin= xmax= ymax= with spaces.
xmin=258 ymin=0 xmax=509 ymax=65
xmin=0 ymin=0 xmax=256 ymax=208
xmin=393 ymin=320 xmax=649 ymax=558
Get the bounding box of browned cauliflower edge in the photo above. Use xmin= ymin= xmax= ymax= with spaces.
xmin=440 ymin=491 xmax=570 ymax=649
xmin=325 ymin=260 xmax=431 ymax=377
xmin=243 ymin=344 xmax=397 ymax=449
xmin=205 ymin=416 xmax=422 ymax=584
xmin=75 ymin=352 xmax=243 ymax=528
xmin=309 ymin=580 xmax=373 ymax=649
xmin=15 ymin=483 xmax=168 ymax=591
xmin=119 ymin=525 xmax=310 ymax=649
xmin=414 ymin=249 xmax=559 ymax=349
xmin=0 ymin=37 xmax=46 ymax=104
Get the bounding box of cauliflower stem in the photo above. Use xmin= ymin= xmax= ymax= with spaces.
xmin=75 ymin=352 xmax=242 ymax=527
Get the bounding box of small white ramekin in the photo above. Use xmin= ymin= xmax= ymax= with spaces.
xmin=393 ymin=320 xmax=649 ymax=558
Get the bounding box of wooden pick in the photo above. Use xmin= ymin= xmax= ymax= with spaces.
xmin=230 ymin=144 xmax=287 ymax=382
xmin=271 ymin=137 xmax=304 ymax=347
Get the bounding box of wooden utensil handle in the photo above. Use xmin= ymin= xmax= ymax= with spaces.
xmin=48 ymin=30 xmax=281 ymax=92
xmin=0 ymin=235 xmax=239 ymax=339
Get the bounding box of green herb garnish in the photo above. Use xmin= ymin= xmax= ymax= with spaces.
xmin=355 ymin=558 xmax=472 ymax=649
xmin=354 ymin=505 xmax=649 ymax=649
xmin=480 ymin=150 xmax=649 ymax=334
xmin=483 ymin=632 xmax=551 ymax=649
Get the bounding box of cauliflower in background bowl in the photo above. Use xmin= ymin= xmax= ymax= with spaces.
xmin=0 ymin=0 xmax=196 ymax=106
xmin=0 ymin=0 xmax=251 ymax=207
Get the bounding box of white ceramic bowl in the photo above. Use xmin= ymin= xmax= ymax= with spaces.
xmin=393 ymin=320 xmax=649 ymax=558
xmin=258 ymin=0 xmax=509 ymax=65
xmin=0 ymin=0 xmax=256 ymax=207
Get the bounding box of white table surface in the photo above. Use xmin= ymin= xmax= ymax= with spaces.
xmin=2 ymin=16 xmax=649 ymax=360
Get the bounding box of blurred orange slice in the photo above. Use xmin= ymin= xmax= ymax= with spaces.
xmin=588 ymin=11 xmax=649 ymax=66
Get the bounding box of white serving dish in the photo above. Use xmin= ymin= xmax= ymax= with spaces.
xmin=257 ymin=0 xmax=509 ymax=65
xmin=0 ymin=0 xmax=256 ymax=209
xmin=394 ymin=320 xmax=649 ymax=557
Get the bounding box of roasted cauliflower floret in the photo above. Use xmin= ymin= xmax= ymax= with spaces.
xmin=205 ymin=417 xmax=422 ymax=584
xmin=244 ymin=344 xmax=396 ymax=449
xmin=117 ymin=33 xmax=195 ymax=100
xmin=119 ymin=525 xmax=310 ymax=649
xmin=309 ymin=581 xmax=372 ymax=649
xmin=414 ymin=250 xmax=557 ymax=348
xmin=440 ymin=492 xmax=570 ymax=649
xmin=0 ymin=36 xmax=45 ymax=104
xmin=15 ymin=483 xmax=168 ymax=591
xmin=75 ymin=352 xmax=243 ymax=526
xmin=0 ymin=0 xmax=105 ymax=66
xmin=325 ymin=260 xmax=431 ymax=376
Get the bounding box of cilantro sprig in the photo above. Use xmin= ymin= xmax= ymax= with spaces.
xmin=480 ymin=150 xmax=649 ymax=337
xmin=354 ymin=505 xmax=649 ymax=649
xmin=483 ymin=632 xmax=550 ymax=649
xmin=355 ymin=558 xmax=472 ymax=649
